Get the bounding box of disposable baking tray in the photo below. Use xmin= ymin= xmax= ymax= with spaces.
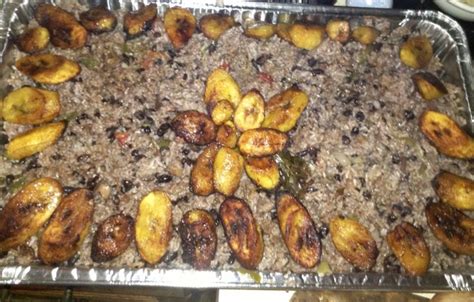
xmin=0 ymin=0 xmax=473 ymax=290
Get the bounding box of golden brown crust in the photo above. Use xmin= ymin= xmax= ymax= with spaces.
xmin=191 ymin=143 xmax=219 ymax=196
xmin=80 ymin=7 xmax=117 ymax=34
xmin=171 ymin=110 xmax=216 ymax=145
xmin=15 ymin=27 xmax=49 ymax=53
xmin=199 ymin=14 xmax=235 ymax=41
xmin=123 ymin=4 xmax=157 ymax=39
xmin=213 ymin=147 xmax=244 ymax=196
xmin=16 ymin=53 xmax=81 ymax=84
xmin=433 ymin=171 xmax=474 ymax=211
xmin=400 ymin=36 xmax=433 ymax=69
xmin=238 ymin=128 xmax=288 ymax=157
xmin=164 ymin=7 xmax=196 ymax=49
xmin=412 ymin=72 xmax=448 ymax=101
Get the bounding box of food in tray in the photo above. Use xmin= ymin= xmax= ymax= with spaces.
xmin=244 ymin=22 xmax=276 ymax=40
xmin=80 ymin=7 xmax=118 ymax=34
xmin=433 ymin=171 xmax=474 ymax=211
xmin=191 ymin=143 xmax=219 ymax=196
xmin=245 ymin=156 xmax=280 ymax=190
xmin=171 ymin=110 xmax=217 ymax=145
xmin=351 ymin=25 xmax=379 ymax=45
xmin=234 ymin=90 xmax=265 ymax=131
xmin=15 ymin=53 xmax=81 ymax=84
xmin=164 ymin=7 xmax=196 ymax=49
xmin=199 ymin=14 xmax=235 ymax=41
xmin=123 ymin=4 xmax=157 ymax=39
xmin=399 ymin=35 xmax=433 ymax=69
xmin=14 ymin=26 xmax=50 ymax=53
xmin=213 ymin=147 xmax=244 ymax=196
xmin=238 ymin=128 xmax=288 ymax=157
xmin=91 ymin=214 xmax=134 ymax=262
xmin=288 ymin=24 xmax=326 ymax=50
xmin=204 ymin=68 xmax=242 ymax=108
xmin=215 ymin=121 xmax=238 ymax=148
xmin=326 ymin=19 xmax=350 ymax=43
xmin=412 ymin=72 xmax=448 ymax=101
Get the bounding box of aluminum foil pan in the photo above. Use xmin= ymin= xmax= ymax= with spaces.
xmin=0 ymin=0 xmax=473 ymax=290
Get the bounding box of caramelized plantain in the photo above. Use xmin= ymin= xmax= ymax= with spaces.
xmin=425 ymin=202 xmax=474 ymax=255
xmin=191 ymin=143 xmax=219 ymax=196
xmin=351 ymin=26 xmax=379 ymax=45
xmin=262 ymin=86 xmax=309 ymax=132
xmin=199 ymin=14 xmax=235 ymax=40
xmin=433 ymin=171 xmax=474 ymax=211
xmin=164 ymin=7 xmax=196 ymax=49
xmin=6 ymin=121 xmax=66 ymax=160
xmin=91 ymin=214 xmax=134 ymax=262
xmin=80 ymin=7 xmax=117 ymax=34
xmin=2 ymin=87 xmax=60 ymax=125
xmin=276 ymin=23 xmax=292 ymax=43
xmin=386 ymin=222 xmax=430 ymax=276
xmin=15 ymin=27 xmax=49 ymax=53
xmin=219 ymin=197 xmax=264 ymax=269
xmin=276 ymin=193 xmax=321 ymax=268
xmin=16 ymin=53 xmax=81 ymax=84
xmin=289 ymin=24 xmax=325 ymax=50
xmin=326 ymin=19 xmax=350 ymax=43
xmin=204 ymin=68 xmax=241 ymax=108
xmin=179 ymin=209 xmax=217 ymax=269
xmin=244 ymin=23 xmax=275 ymax=40
xmin=38 ymin=189 xmax=94 ymax=265
xmin=419 ymin=110 xmax=474 ymax=159
xmin=209 ymin=99 xmax=234 ymax=126
xmin=123 ymin=4 xmax=157 ymax=39
xmin=213 ymin=146 xmax=244 ymax=196
xmin=0 ymin=177 xmax=62 ymax=252
xmin=216 ymin=121 xmax=238 ymax=148
xmin=245 ymin=156 xmax=280 ymax=190
xmin=329 ymin=216 xmax=378 ymax=271
xmin=412 ymin=72 xmax=448 ymax=101
xmin=234 ymin=89 xmax=265 ymax=132
xmin=400 ymin=36 xmax=433 ymax=69
xmin=238 ymin=128 xmax=288 ymax=157
xmin=35 ymin=4 xmax=87 ymax=49
xmin=135 ymin=191 xmax=173 ymax=265
xmin=171 ymin=110 xmax=216 ymax=145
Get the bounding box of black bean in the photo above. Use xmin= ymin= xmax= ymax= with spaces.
xmin=208 ymin=42 xmax=217 ymax=54
xmin=443 ymin=247 xmax=459 ymax=259
xmin=156 ymin=123 xmax=171 ymax=137
xmin=383 ymin=254 xmax=401 ymax=273
xmin=256 ymin=54 xmax=272 ymax=66
xmin=318 ymin=223 xmax=329 ymax=238
xmin=270 ymin=208 xmax=278 ymax=221
xmin=77 ymin=154 xmax=90 ymax=163
xmin=351 ymin=126 xmax=360 ymax=136
xmin=210 ymin=208 xmax=220 ymax=226
xmin=94 ymin=110 xmax=101 ymax=118
xmin=51 ymin=153 xmax=63 ymax=161
xmin=181 ymin=148 xmax=190 ymax=156
xmin=120 ymin=179 xmax=134 ymax=193
xmin=404 ymin=110 xmax=415 ymax=121
xmin=409 ymin=155 xmax=418 ymax=161
xmin=0 ymin=251 xmax=8 ymax=259
xmin=342 ymin=135 xmax=351 ymax=145
xmin=0 ymin=133 xmax=9 ymax=145
xmin=173 ymin=195 xmax=189 ymax=205
xmin=5 ymin=174 xmax=15 ymax=186
xmin=311 ymin=68 xmax=324 ymax=76
xmin=134 ymin=110 xmax=146 ymax=120
xmin=163 ymin=251 xmax=178 ymax=264
xmin=334 ymin=174 xmax=341 ymax=182
xmin=154 ymin=58 xmax=163 ymax=66
xmin=392 ymin=203 xmax=412 ymax=217
xmin=122 ymin=53 xmax=134 ymax=65
xmin=155 ymin=174 xmax=173 ymax=184
xmin=387 ymin=213 xmax=397 ymax=224
xmin=26 ymin=157 xmax=41 ymax=170
xmin=355 ymin=111 xmax=365 ymax=122
xmin=425 ymin=196 xmax=435 ymax=203
xmin=362 ymin=190 xmax=372 ymax=200
xmin=372 ymin=42 xmax=383 ymax=52
xmin=105 ymin=126 xmax=118 ymax=142
xmin=307 ymin=57 xmax=318 ymax=67
xmin=296 ymin=147 xmax=319 ymax=159
xmin=182 ymin=73 xmax=188 ymax=81
xmin=86 ymin=175 xmax=100 ymax=190
xmin=391 ymin=154 xmax=401 ymax=164
xmin=342 ymin=109 xmax=352 ymax=117
xmin=181 ymin=158 xmax=195 ymax=166
xmin=140 ymin=126 xmax=151 ymax=134
xmin=227 ymin=253 xmax=235 ymax=265
xmin=131 ymin=149 xmax=145 ymax=162
xmin=73 ymin=171 xmax=86 ymax=185
xmin=75 ymin=113 xmax=90 ymax=125
xmin=66 ymin=253 xmax=80 ymax=266
xmin=379 ymin=101 xmax=386 ymax=108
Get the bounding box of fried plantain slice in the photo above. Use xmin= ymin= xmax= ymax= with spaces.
xmin=219 ymin=197 xmax=264 ymax=269
xmin=326 ymin=19 xmax=350 ymax=43
xmin=262 ymin=86 xmax=309 ymax=132
xmin=91 ymin=214 xmax=134 ymax=262
xmin=199 ymin=14 xmax=235 ymax=40
xmin=191 ymin=143 xmax=219 ymax=196
xmin=35 ymin=3 xmax=87 ymax=49
xmin=276 ymin=23 xmax=292 ymax=43
xmin=164 ymin=7 xmax=196 ymax=49
xmin=16 ymin=53 xmax=81 ymax=84
xmin=171 ymin=110 xmax=216 ymax=145
xmin=2 ymin=87 xmax=60 ymax=125
xmin=433 ymin=171 xmax=474 ymax=211
xmin=288 ymin=23 xmax=325 ymax=50
xmin=244 ymin=23 xmax=275 ymax=40
xmin=234 ymin=89 xmax=265 ymax=132
xmin=204 ymin=68 xmax=241 ymax=108
xmin=179 ymin=209 xmax=217 ymax=269
xmin=238 ymin=128 xmax=288 ymax=157
xmin=38 ymin=189 xmax=94 ymax=265
xmin=245 ymin=156 xmax=280 ymax=190
xmin=6 ymin=121 xmax=66 ymax=160
xmin=400 ymin=36 xmax=433 ymax=69
xmin=412 ymin=72 xmax=448 ymax=101
xmin=15 ymin=27 xmax=49 ymax=53
xmin=123 ymin=4 xmax=157 ymax=39
xmin=351 ymin=26 xmax=379 ymax=45
xmin=135 ymin=191 xmax=173 ymax=265
xmin=276 ymin=193 xmax=321 ymax=268
xmin=213 ymin=146 xmax=244 ymax=196
xmin=329 ymin=216 xmax=378 ymax=271
xmin=0 ymin=177 xmax=62 ymax=252
xmin=419 ymin=110 xmax=474 ymax=159
xmin=216 ymin=121 xmax=238 ymax=148
xmin=386 ymin=222 xmax=430 ymax=276
xmin=425 ymin=202 xmax=474 ymax=255
xmin=209 ymin=99 xmax=234 ymax=126
xmin=80 ymin=7 xmax=117 ymax=34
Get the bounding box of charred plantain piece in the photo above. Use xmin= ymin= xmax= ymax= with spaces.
xmin=135 ymin=191 xmax=173 ymax=265
xmin=209 ymin=99 xmax=234 ymax=126
xmin=15 ymin=27 xmax=49 ymax=53
xmin=419 ymin=110 xmax=474 ymax=159
xmin=289 ymin=23 xmax=325 ymax=50
xmin=204 ymin=68 xmax=241 ymax=108
xmin=35 ymin=3 xmax=87 ymax=49
xmin=326 ymin=19 xmax=350 ymax=43
xmin=244 ymin=23 xmax=275 ymax=40
xmin=80 ymin=7 xmax=117 ymax=34
xmin=400 ymin=36 xmax=433 ymax=69
xmin=234 ymin=89 xmax=265 ymax=132
xmin=6 ymin=121 xmax=66 ymax=160
xmin=2 ymin=87 xmax=60 ymax=125
xmin=213 ymin=146 xmax=244 ymax=196
xmin=123 ymin=4 xmax=157 ymax=39
xmin=179 ymin=209 xmax=217 ymax=269
xmin=238 ymin=128 xmax=288 ymax=157
xmin=412 ymin=72 xmax=448 ymax=101
xmin=38 ymin=189 xmax=94 ymax=265
xmin=425 ymin=202 xmax=474 ymax=255
xmin=191 ymin=143 xmax=219 ymax=196
xmin=199 ymin=14 xmax=235 ymax=40
xmin=216 ymin=121 xmax=238 ymax=148
xmin=276 ymin=23 xmax=292 ymax=43
xmin=433 ymin=171 xmax=474 ymax=211
xmin=276 ymin=193 xmax=321 ymax=268
xmin=387 ymin=222 xmax=430 ymax=276
xmin=245 ymin=156 xmax=280 ymax=190
xmin=164 ymin=7 xmax=196 ymax=49
xmin=329 ymin=216 xmax=378 ymax=271
xmin=262 ymin=86 xmax=309 ymax=132
xmin=219 ymin=197 xmax=264 ymax=269
xmin=351 ymin=26 xmax=379 ymax=45
xmin=16 ymin=53 xmax=81 ymax=84
xmin=91 ymin=214 xmax=134 ymax=262
xmin=0 ymin=177 xmax=62 ymax=252
xmin=171 ymin=110 xmax=216 ymax=145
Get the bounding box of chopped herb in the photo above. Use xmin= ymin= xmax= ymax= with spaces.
xmin=275 ymin=150 xmax=311 ymax=199
xmin=316 ymin=260 xmax=332 ymax=275
xmin=236 ymin=268 xmax=261 ymax=283
xmin=155 ymin=138 xmax=171 ymax=150
xmin=80 ymin=56 xmax=100 ymax=69
xmin=58 ymin=111 xmax=79 ymax=122
xmin=8 ymin=176 xmax=26 ymax=193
